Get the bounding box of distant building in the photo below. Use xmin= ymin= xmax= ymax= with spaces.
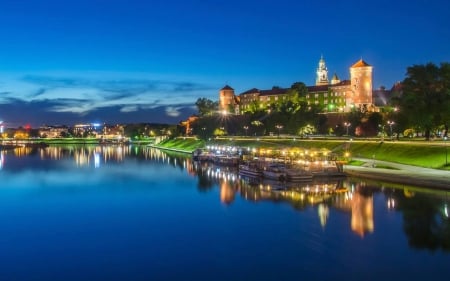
xmin=100 ymin=124 xmax=125 ymax=139
xmin=39 ymin=125 xmax=69 ymax=138
xmin=73 ymin=123 xmax=103 ymax=137
xmin=179 ymin=115 xmax=198 ymax=135
xmin=219 ymin=57 xmax=378 ymax=114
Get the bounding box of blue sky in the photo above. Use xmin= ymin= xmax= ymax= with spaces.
xmin=0 ymin=0 xmax=449 ymax=126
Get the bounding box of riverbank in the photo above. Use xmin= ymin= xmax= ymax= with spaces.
xmin=344 ymin=158 xmax=450 ymax=190
xmin=154 ymin=137 xmax=450 ymax=190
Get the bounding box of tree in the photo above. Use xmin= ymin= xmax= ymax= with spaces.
xmin=195 ymin=98 xmax=218 ymax=116
xmin=400 ymin=63 xmax=450 ymax=140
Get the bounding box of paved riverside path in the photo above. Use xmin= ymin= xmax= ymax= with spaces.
xmin=344 ymin=158 xmax=450 ymax=190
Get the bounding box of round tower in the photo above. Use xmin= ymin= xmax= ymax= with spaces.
xmin=349 ymin=59 xmax=373 ymax=111
xmin=219 ymin=85 xmax=236 ymax=112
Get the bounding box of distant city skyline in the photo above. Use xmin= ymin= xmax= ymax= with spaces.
xmin=0 ymin=0 xmax=449 ymax=127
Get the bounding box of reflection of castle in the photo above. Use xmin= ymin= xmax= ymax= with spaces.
xmin=351 ymin=192 xmax=374 ymax=237
xmin=219 ymin=56 xmax=376 ymax=114
xmin=332 ymin=183 xmax=374 ymax=237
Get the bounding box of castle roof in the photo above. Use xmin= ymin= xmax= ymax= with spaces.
xmin=260 ymin=88 xmax=288 ymax=96
xmin=330 ymin=80 xmax=351 ymax=87
xmin=307 ymin=85 xmax=329 ymax=92
xmin=240 ymin=88 xmax=260 ymax=95
xmin=351 ymin=59 xmax=371 ymax=68
xmin=221 ymin=85 xmax=234 ymax=91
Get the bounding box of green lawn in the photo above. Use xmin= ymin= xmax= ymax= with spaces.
xmin=156 ymin=138 xmax=205 ymax=152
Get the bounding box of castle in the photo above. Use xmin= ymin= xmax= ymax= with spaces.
xmin=219 ymin=57 xmax=376 ymax=114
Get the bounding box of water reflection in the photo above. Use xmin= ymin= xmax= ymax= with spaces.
xmin=1 ymin=145 xmax=449 ymax=252
xmin=187 ymin=151 xmax=449 ymax=249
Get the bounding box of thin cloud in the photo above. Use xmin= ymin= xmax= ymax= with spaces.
xmin=0 ymin=72 xmax=213 ymax=125
xmin=120 ymin=105 xmax=139 ymax=113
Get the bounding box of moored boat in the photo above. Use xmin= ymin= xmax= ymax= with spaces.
xmin=262 ymin=163 xmax=287 ymax=181
xmin=285 ymin=168 xmax=313 ymax=181
xmin=239 ymin=162 xmax=262 ymax=178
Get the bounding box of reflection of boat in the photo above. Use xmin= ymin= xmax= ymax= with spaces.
xmin=239 ymin=162 xmax=262 ymax=177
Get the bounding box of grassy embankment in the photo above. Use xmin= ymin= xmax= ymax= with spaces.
xmin=156 ymin=137 xmax=450 ymax=170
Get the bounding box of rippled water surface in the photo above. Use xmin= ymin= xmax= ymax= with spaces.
xmin=0 ymin=145 xmax=449 ymax=281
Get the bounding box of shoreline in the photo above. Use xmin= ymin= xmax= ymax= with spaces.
xmin=344 ymin=166 xmax=450 ymax=190
xmin=150 ymin=144 xmax=450 ymax=190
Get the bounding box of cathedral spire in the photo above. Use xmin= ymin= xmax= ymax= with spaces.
xmin=316 ymin=55 xmax=329 ymax=86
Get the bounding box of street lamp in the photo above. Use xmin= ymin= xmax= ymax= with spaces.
xmin=243 ymin=126 xmax=249 ymax=136
xmin=344 ymin=122 xmax=351 ymax=136
xmin=445 ymin=136 xmax=448 ymax=166
xmin=275 ymin=124 xmax=283 ymax=138
xmin=387 ymin=121 xmax=395 ymax=140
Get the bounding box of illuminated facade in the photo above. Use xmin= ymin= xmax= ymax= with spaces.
xmin=316 ymin=55 xmax=329 ymax=86
xmin=349 ymin=59 xmax=374 ymax=112
xmin=219 ymin=85 xmax=238 ymax=113
xmin=39 ymin=125 xmax=69 ymax=138
xmin=219 ymin=57 xmax=376 ymax=114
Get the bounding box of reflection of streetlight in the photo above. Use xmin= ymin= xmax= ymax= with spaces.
xmin=243 ymin=126 xmax=249 ymax=136
xmin=344 ymin=122 xmax=351 ymax=136
xmin=275 ymin=124 xmax=283 ymax=138
xmin=387 ymin=121 xmax=395 ymax=140
xmin=387 ymin=198 xmax=395 ymax=210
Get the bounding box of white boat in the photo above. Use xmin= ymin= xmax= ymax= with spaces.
xmin=285 ymin=168 xmax=313 ymax=181
xmin=239 ymin=163 xmax=262 ymax=178
xmin=262 ymin=164 xmax=287 ymax=181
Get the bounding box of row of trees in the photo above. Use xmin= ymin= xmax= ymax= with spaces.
xmin=392 ymin=62 xmax=450 ymax=140
xmin=191 ymin=62 xmax=450 ymax=140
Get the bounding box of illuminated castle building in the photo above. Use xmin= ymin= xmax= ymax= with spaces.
xmin=219 ymin=57 xmax=376 ymax=114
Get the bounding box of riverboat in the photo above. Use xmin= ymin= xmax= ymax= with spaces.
xmin=285 ymin=168 xmax=313 ymax=181
xmin=262 ymin=163 xmax=287 ymax=182
xmin=213 ymin=155 xmax=240 ymax=166
xmin=239 ymin=162 xmax=263 ymax=178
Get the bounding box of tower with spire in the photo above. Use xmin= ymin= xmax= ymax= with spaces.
xmin=331 ymin=73 xmax=340 ymax=85
xmin=316 ymin=55 xmax=329 ymax=86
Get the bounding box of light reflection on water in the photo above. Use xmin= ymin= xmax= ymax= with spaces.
xmin=0 ymin=145 xmax=449 ymax=280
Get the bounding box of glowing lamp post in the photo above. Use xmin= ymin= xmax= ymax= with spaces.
xmin=387 ymin=121 xmax=395 ymax=140
xmin=243 ymin=126 xmax=249 ymax=136
xmin=275 ymin=124 xmax=283 ymax=138
xmin=344 ymin=122 xmax=351 ymax=136
xmin=445 ymin=136 xmax=448 ymax=166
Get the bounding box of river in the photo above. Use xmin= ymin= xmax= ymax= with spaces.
xmin=0 ymin=145 xmax=449 ymax=281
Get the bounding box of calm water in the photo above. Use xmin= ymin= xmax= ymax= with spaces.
xmin=0 ymin=145 xmax=449 ymax=281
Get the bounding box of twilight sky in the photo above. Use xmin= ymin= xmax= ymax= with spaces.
xmin=0 ymin=0 xmax=449 ymax=127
